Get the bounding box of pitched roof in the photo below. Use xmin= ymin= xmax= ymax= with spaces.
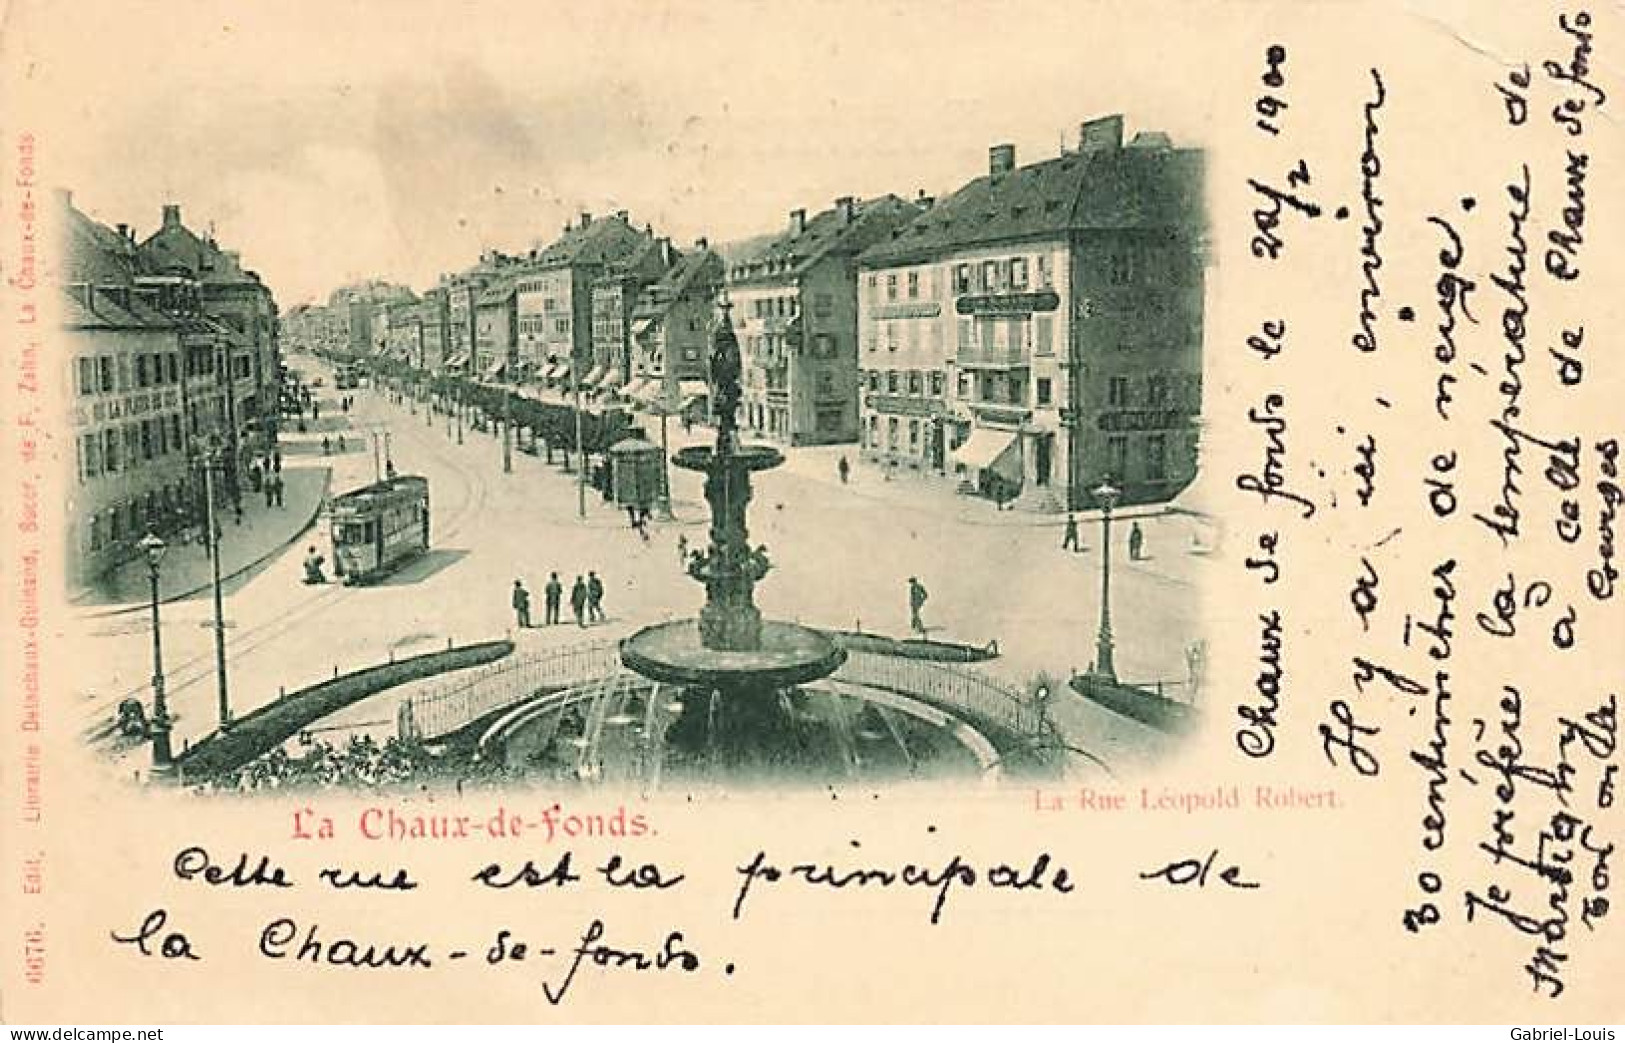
xmin=632 ymin=248 xmax=723 ymax=323
xmin=61 ymin=285 xmax=180 ymax=331
xmin=531 ymin=213 xmax=653 ymax=270
xmin=63 ymin=202 xmax=144 ymax=285
xmin=728 ymin=195 xmax=921 ymax=284
xmin=859 ymin=141 xmax=1204 ymax=267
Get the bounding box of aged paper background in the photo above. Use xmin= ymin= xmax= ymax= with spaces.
xmin=2 ymin=0 xmax=1621 ymax=1024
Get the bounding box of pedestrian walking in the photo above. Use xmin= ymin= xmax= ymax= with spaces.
xmin=837 ymin=454 xmax=850 ymax=485
xmin=337 ymin=434 xmax=346 ymax=453
xmin=263 ymin=480 xmax=274 ymax=509
xmin=570 ymin=575 xmax=588 ymax=627
xmin=312 ymin=402 xmax=321 ymax=422
xmin=272 ymin=450 xmax=282 ymax=473
xmin=511 ymin=579 xmax=532 ymax=629
xmin=587 ymin=571 xmax=605 ymax=623
xmin=322 ymin=436 xmax=331 ymax=455
xmin=386 ymin=460 xmax=398 ymax=480
xmin=1061 ymin=512 xmax=1080 ymax=552
xmin=1128 ymin=521 xmax=1145 ymax=561
xmin=544 ymin=572 xmax=563 ymax=625
xmin=676 ymin=533 xmax=689 ymax=568
xmin=908 ymin=577 xmax=929 ymax=635
xmin=627 ymin=505 xmax=639 ymax=529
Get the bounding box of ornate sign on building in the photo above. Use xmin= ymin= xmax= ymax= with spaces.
xmin=1097 ymin=408 xmax=1190 ymax=432
xmin=865 ymin=393 xmax=946 ymax=417
xmin=873 ymin=302 xmax=942 ymax=320
xmin=955 ymin=290 xmax=1061 ymax=317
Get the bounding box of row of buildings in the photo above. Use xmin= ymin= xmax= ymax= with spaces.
xmin=62 ymin=192 xmax=281 ymax=583
xmin=287 ymin=113 xmax=1206 ymax=510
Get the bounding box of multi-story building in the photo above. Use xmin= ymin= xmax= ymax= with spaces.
xmin=856 ymin=116 xmax=1205 ymax=509
xmin=416 ymin=288 xmax=448 ymax=372
xmin=511 ymin=211 xmax=656 ymax=392
xmin=473 ymin=276 xmax=517 ymax=379
xmin=627 ymin=240 xmax=724 ymax=417
xmin=588 ymin=234 xmax=672 ymax=400
xmin=138 ymin=204 xmax=281 ymax=481
xmin=726 ymin=194 xmax=921 ymax=447
xmin=61 ymin=193 xmax=246 ymax=583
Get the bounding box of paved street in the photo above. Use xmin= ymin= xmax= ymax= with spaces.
xmin=80 ymin=355 xmax=1210 ymax=775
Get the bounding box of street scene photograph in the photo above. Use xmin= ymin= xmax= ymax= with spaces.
xmin=55 ymin=7 xmax=1212 ymax=796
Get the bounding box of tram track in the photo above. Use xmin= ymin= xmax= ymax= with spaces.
xmin=82 ymin=386 xmax=494 ymax=743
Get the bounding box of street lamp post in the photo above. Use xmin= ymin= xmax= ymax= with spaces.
xmin=656 ymin=393 xmax=673 ymax=520
xmin=502 ymin=387 xmax=513 ymax=475
xmin=456 ymin=381 xmax=465 ymax=444
xmin=1092 ymin=477 xmax=1121 ymax=681
xmin=573 ymin=360 xmax=586 ymax=519
xmin=199 ymin=444 xmax=233 ymax=730
xmin=138 ymin=533 xmax=174 ymax=773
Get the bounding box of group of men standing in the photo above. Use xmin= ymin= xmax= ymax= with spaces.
xmin=512 ymin=573 xmax=605 ymax=629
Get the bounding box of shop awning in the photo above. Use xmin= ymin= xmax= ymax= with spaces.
xmin=623 ymin=377 xmax=652 ymax=401
xmin=582 ymin=364 xmax=605 ymax=387
xmin=631 ymin=317 xmax=657 ymax=339
xmin=951 ymin=427 xmax=1020 ymax=478
xmin=599 ymin=367 xmax=623 ymax=390
xmin=443 ymin=351 xmax=470 ymax=369
xmin=485 ymin=358 xmax=507 ymax=379
xmin=543 ymin=361 xmax=565 ymax=382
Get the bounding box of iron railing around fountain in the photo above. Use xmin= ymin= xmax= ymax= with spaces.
xmin=401 ymin=639 xmax=1044 ymax=745
xmin=833 ymin=651 xmax=1042 ymax=738
xmin=404 ymin=641 xmax=624 ymax=741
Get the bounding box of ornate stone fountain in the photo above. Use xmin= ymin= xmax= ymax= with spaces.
xmin=619 ymin=303 xmax=846 ymax=765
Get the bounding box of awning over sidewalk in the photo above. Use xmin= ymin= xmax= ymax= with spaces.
xmin=623 ymin=377 xmax=653 ymax=402
xmin=951 ymin=427 xmax=1020 ymax=480
xmin=485 ymin=358 xmax=507 ymax=379
xmin=581 ymin=364 xmax=605 ymax=386
xmin=599 ymin=367 xmax=623 ymax=390
xmin=443 ymin=351 xmax=470 ymax=369
xmin=678 ymin=379 xmax=709 ymax=411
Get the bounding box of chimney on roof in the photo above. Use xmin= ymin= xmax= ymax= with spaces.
xmin=162 ymin=204 xmax=182 ymax=229
xmin=116 ymin=222 xmax=129 ymax=240
xmin=579 ymin=211 xmax=592 ymax=227
xmin=615 ymin=209 xmax=629 ymax=221
xmin=790 ymin=208 xmax=807 ymax=235
xmin=695 ymin=237 xmax=709 ymax=251
xmin=835 ymin=196 xmax=855 ymax=224
xmin=1079 ymin=115 xmax=1124 ymax=152
xmin=915 ymin=189 xmax=934 ymax=209
xmin=658 ymin=237 xmax=674 ymax=266
xmin=989 ymin=144 xmax=1016 ymax=176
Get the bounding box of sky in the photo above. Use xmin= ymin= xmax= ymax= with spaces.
xmin=21 ymin=0 xmax=1225 ymax=307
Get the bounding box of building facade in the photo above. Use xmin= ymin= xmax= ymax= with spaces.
xmin=628 ymin=241 xmax=723 ymax=416
xmin=727 ymin=195 xmax=921 ymax=447
xmin=857 ymin=117 xmax=1205 ymax=509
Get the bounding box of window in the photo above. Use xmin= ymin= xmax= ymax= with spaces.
xmin=1146 ymin=434 xmax=1168 ymax=480
xmin=814 ymin=293 xmax=833 ymax=317
xmin=77 ymin=358 xmax=94 ymax=395
xmin=1037 ymin=254 xmax=1052 ymax=288
xmin=813 ymin=334 xmax=836 ymax=359
xmin=952 ymin=265 xmax=970 ymax=294
xmin=868 ymin=415 xmax=879 ymax=444
xmin=909 ymin=419 xmax=920 ymax=449
xmin=904 ymin=371 xmax=919 ymax=395
xmin=1108 ymin=376 xmax=1130 ymax=407
xmin=1036 ymin=315 xmax=1055 ymax=356
xmin=100 ymin=356 xmax=114 ymax=392
xmin=1109 ymin=250 xmax=1134 ymax=285
xmin=929 ymin=371 xmax=945 ymax=397
xmin=887 ymin=370 xmax=900 ymax=393
xmin=817 ymin=370 xmax=836 ymax=396
xmin=136 ymin=355 xmax=150 ymax=388
xmin=886 ymin=322 xmax=898 ymax=352
xmin=1006 ymin=319 xmax=1026 ymax=353
xmin=888 ymin=417 xmax=899 ymax=448
xmin=958 ymin=318 xmax=974 ymax=349
xmin=1147 ymin=375 xmax=1169 ymax=406
xmin=982 ymin=260 xmax=1000 ymax=291
xmin=957 ymin=372 xmax=971 ymax=397
xmin=1011 ymin=257 xmax=1029 ymax=289
xmin=907 ymin=272 xmax=919 ymax=299
xmin=101 ymin=429 xmax=118 ymax=472
xmin=886 ymin=274 xmax=898 ymax=301
xmin=1036 ymin=378 xmax=1053 ymax=406
xmin=1108 ymin=435 xmax=1129 ymax=477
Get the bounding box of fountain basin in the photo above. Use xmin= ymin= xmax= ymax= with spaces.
xmin=621 ymin=618 xmax=846 ymax=688
xmin=672 ymin=444 xmax=784 ymax=473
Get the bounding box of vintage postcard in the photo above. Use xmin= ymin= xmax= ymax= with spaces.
xmin=0 ymin=0 xmax=1620 ymax=1025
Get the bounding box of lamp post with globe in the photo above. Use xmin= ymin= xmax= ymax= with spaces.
xmin=138 ymin=532 xmax=174 ymax=773
xmin=1092 ymin=477 xmax=1122 ymax=681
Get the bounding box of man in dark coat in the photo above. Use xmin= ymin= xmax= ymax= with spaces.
xmin=908 ymin=576 xmax=928 ymax=635
xmin=544 ymin=572 xmax=563 ymax=625
xmin=1061 ymin=513 xmax=1080 ymax=552
xmin=587 ymin=571 xmax=605 ymax=623
xmin=570 ymin=575 xmax=588 ymax=627
xmin=511 ymin=579 xmax=532 ymax=628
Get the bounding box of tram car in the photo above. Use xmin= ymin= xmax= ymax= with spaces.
xmin=329 ymin=475 xmax=430 ymax=584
